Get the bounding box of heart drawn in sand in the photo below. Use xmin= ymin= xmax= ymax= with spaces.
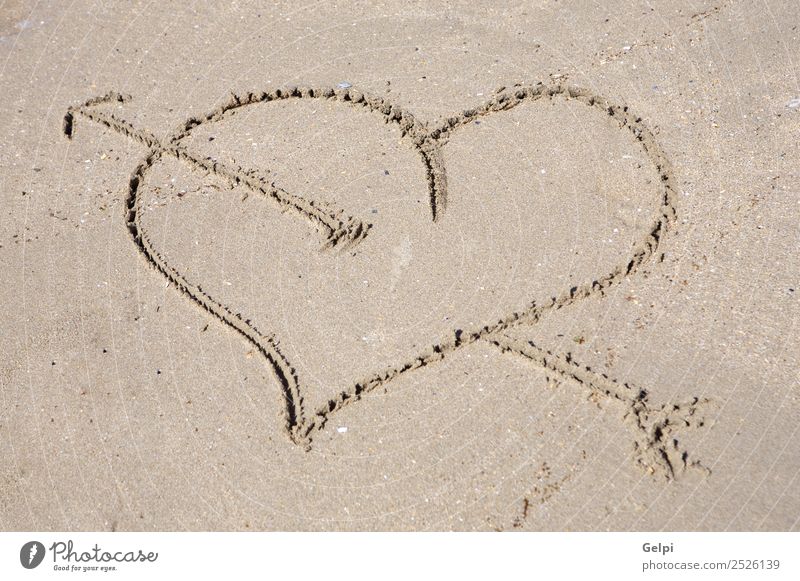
xmin=64 ymin=82 xmax=702 ymax=479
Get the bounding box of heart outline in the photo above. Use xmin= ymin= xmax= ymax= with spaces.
xmin=65 ymin=83 xmax=708 ymax=479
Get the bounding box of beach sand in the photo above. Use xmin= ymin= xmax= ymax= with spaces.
xmin=1 ymin=0 xmax=798 ymax=530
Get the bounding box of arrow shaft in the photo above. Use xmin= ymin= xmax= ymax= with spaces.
xmin=65 ymin=96 xmax=368 ymax=249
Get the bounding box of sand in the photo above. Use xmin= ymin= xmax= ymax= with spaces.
xmin=0 ymin=1 xmax=798 ymax=531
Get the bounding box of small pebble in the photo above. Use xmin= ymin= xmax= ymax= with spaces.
xmin=337 ymin=81 xmax=352 ymax=89
xmin=337 ymin=426 xmax=348 ymax=433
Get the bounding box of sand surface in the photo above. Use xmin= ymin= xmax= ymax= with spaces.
xmin=1 ymin=1 xmax=798 ymax=531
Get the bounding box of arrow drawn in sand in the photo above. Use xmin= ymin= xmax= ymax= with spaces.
xmin=64 ymin=83 xmax=711 ymax=480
